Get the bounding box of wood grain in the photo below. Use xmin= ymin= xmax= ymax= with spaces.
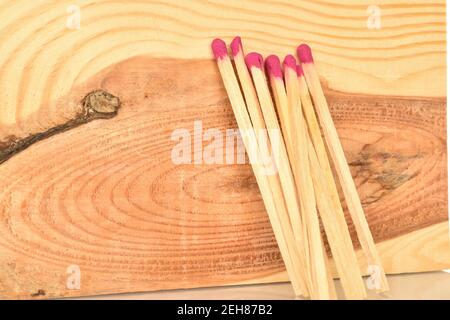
xmin=0 ymin=56 xmax=447 ymax=299
xmin=0 ymin=0 xmax=446 ymax=299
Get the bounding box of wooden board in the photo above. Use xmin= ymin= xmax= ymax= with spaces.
xmin=0 ymin=0 xmax=447 ymax=299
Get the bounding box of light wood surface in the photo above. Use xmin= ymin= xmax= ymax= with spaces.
xmin=73 ymin=271 xmax=450 ymax=300
xmin=0 ymin=0 xmax=447 ymax=299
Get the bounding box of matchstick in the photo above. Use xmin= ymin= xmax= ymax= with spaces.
xmin=297 ymin=44 xmax=389 ymax=293
xmin=292 ymin=58 xmax=367 ymax=299
xmin=293 ymin=63 xmax=349 ymax=300
xmin=243 ymin=52 xmax=313 ymax=297
xmin=297 ymin=62 xmax=363 ymax=297
xmin=230 ymin=37 xmax=310 ymax=296
xmin=268 ymin=54 xmax=331 ymax=300
xmin=211 ymin=38 xmax=306 ymax=297
xmin=286 ymin=56 xmax=366 ymax=299
xmin=244 ymin=52 xmax=306 ymax=264
xmin=244 ymin=53 xmax=312 ymax=291
xmin=306 ymin=139 xmax=367 ymax=299
xmin=284 ymin=55 xmax=337 ymax=300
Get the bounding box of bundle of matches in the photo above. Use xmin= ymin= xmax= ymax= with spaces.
xmin=211 ymin=37 xmax=389 ymax=300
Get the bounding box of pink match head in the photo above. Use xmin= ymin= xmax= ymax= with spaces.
xmin=211 ymin=38 xmax=228 ymax=60
xmin=230 ymin=36 xmax=242 ymax=57
xmin=297 ymin=44 xmax=314 ymax=63
xmin=283 ymin=55 xmax=297 ymax=72
xmin=296 ymin=64 xmax=304 ymax=77
xmin=245 ymin=52 xmax=264 ymax=70
xmin=265 ymin=55 xmax=283 ymax=79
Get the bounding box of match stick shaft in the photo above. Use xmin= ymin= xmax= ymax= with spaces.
xmin=212 ymin=42 xmax=307 ymax=296
xmin=292 ymin=58 xmax=367 ymax=299
xmin=247 ymin=64 xmax=314 ymax=294
xmin=275 ymin=62 xmax=331 ymax=299
xmin=231 ymin=44 xmax=310 ymax=296
xmin=247 ymin=66 xmax=305 ymax=242
xmin=300 ymin=51 xmax=389 ymax=292
xmin=307 ymin=139 xmax=367 ymax=299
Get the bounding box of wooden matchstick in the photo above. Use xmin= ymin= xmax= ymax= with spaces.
xmin=285 ymin=56 xmax=366 ymax=299
xmin=243 ymin=51 xmax=312 ymax=297
xmin=293 ymin=63 xmax=354 ymax=300
xmin=297 ymin=63 xmax=364 ymax=294
xmin=244 ymin=53 xmax=306 ymax=249
xmin=244 ymin=53 xmax=311 ymax=288
xmin=283 ymin=55 xmax=337 ymax=300
xmin=230 ymin=37 xmax=310 ymax=296
xmin=211 ymin=38 xmax=306 ymax=297
xmin=267 ymin=54 xmax=331 ymax=300
xmin=292 ymin=59 xmax=367 ymax=299
xmin=297 ymin=44 xmax=389 ymax=293
xmin=306 ymin=139 xmax=367 ymax=299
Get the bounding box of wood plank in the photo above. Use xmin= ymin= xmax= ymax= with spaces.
xmin=0 ymin=56 xmax=447 ymax=299
xmin=0 ymin=0 xmax=446 ymax=299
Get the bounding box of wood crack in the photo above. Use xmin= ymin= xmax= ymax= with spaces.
xmin=0 ymin=90 xmax=120 ymax=165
